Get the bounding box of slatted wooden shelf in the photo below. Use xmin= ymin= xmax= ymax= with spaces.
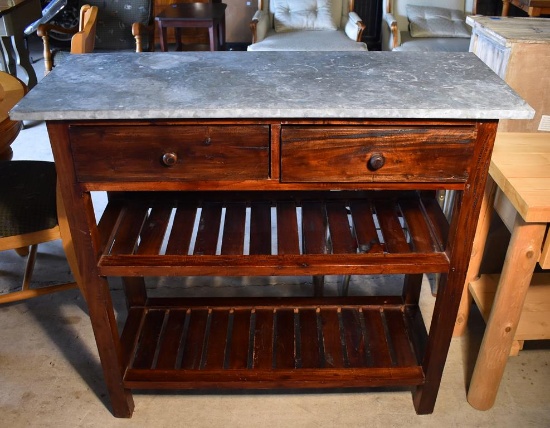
xmin=120 ymin=297 xmax=427 ymax=389
xmin=97 ymin=191 xmax=449 ymax=277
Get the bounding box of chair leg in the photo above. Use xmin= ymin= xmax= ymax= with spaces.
xmin=21 ymin=244 xmax=38 ymax=290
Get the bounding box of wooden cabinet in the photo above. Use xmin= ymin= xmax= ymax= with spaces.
xmin=468 ymin=16 xmax=550 ymax=132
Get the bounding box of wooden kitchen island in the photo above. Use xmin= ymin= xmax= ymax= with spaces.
xmin=10 ymin=51 xmax=532 ymax=417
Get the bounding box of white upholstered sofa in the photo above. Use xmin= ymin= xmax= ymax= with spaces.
xmin=248 ymin=0 xmax=368 ymax=51
xmin=382 ymin=0 xmax=475 ymax=51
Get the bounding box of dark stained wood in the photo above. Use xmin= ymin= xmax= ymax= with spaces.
xmin=249 ymin=202 xmax=272 ymax=255
xmin=281 ymin=126 xmax=476 ymax=183
xmin=69 ymin=125 xmax=270 ymax=182
xmin=193 ymin=202 xmax=223 ymax=255
xmin=221 ymin=203 xmax=246 ymax=255
xmin=203 ymin=309 xmax=229 ymax=369
xmin=276 ymin=201 xmax=300 ymax=255
xmin=374 ymin=200 xmax=411 ymax=253
xmin=155 ymin=309 xmax=188 ymax=369
xmin=252 ymin=309 xmax=274 ymax=369
xmin=349 ymin=200 xmax=383 ymax=253
xmin=165 ymin=202 xmax=198 ymax=255
xmin=136 ymin=205 xmax=173 ymax=255
xmin=179 ymin=309 xmax=209 ymax=370
xmin=298 ymin=308 xmax=322 ymax=368
xmin=227 ymin=309 xmax=251 ymax=369
xmin=132 ymin=310 xmax=166 ymax=369
xmin=326 ymin=201 xmax=356 ymax=254
xmin=50 ymin=116 xmax=496 ymax=417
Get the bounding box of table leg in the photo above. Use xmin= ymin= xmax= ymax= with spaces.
xmin=158 ymin=22 xmax=168 ymax=52
xmin=501 ymin=0 xmax=510 ymax=16
xmin=209 ymin=25 xmax=216 ymax=51
xmin=467 ymin=216 xmax=546 ymax=410
xmin=454 ymin=178 xmax=497 ymax=337
xmin=175 ymin=28 xmax=183 ymax=51
xmin=1 ymin=36 xmax=16 ymax=77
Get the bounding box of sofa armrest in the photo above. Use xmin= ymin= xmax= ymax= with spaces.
xmin=382 ymin=12 xmax=401 ymax=50
xmin=344 ymin=12 xmax=366 ymax=42
xmin=250 ymin=10 xmax=270 ymax=44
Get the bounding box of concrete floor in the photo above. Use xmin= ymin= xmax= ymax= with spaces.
xmin=1 ymin=37 xmax=550 ymax=427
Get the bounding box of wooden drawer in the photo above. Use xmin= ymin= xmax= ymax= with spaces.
xmin=281 ymin=126 xmax=477 ymax=183
xmin=69 ymin=125 xmax=270 ymax=182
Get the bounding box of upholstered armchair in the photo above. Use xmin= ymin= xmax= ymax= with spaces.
xmin=382 ymin=0 xmax=475 ymax=52
xmin=248 ymin=0 xmax=368 ymax=51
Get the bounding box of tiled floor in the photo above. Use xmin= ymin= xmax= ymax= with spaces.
xmin=1 ymin=37 xmax=550 ymax=427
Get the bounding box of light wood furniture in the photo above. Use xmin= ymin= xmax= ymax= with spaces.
xmin=502 ymin=0 xmax=550 ymax=16
xmin=37 ymin=4 xmax=98 ymax=74
xmin=0 ymin=71 xmax=25 ymax=160
xmin=468 ymin=16 xmax=550 ymax=133
xmin=10 ymin=51 xmax=531 ymax=418
xmin=0 ymin=0 xmax=41 ymax=88
xmin=0 ymin=161 xmax=80 ymax=304
xmin=453 ymin=132 xmax=550 ymax=410
xmin=156 ymin=2 xmax=227 ymax=51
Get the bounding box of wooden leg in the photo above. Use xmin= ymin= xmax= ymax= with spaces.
xmin=501 ymin=0 xmax=510 ymax=16
xmin=209 ymin=25 xmax=216 ymax=51
xmin=454 ymin=178 xmax=497 ymax=337
xmin=158 ymin=23 xmax=168 ymax=52
xmin=402 ymin=274 xmax=423 ymax=305
xmin=467 ymin=217 xmax=546 ymax=410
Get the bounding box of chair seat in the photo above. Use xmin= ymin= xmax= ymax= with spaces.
xmin=0 ymin=161 xmax=58 ymax=237
xmin=393 ymin=31 xmax=470 ymax=52
xmin=247 ymin=29 xmax=368 ymax=51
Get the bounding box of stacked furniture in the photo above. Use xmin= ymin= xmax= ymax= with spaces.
xmin=382 ymin=0 xmax=475 ymax=51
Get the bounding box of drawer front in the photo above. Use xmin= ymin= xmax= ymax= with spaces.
xmin=281 ymin=126 xmax=477 ymax=182
xmin=69 ymin=125 xmax=270 ymax=182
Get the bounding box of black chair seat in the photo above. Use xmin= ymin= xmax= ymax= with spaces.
xmin=0 ymin=161 xmax=58 ymax=237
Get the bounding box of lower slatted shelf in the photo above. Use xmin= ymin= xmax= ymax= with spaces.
xmin=121 ymin=297 xmax=427 ymax=389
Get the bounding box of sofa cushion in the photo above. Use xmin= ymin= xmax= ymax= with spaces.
xmin=394 ymin=31 xmax=470 ymax=52
xmin=273 ymin=0 xmax=337 ymax=32
xmin=406 ymin=5 xmax=470 ymax=38
xmin=247 ymin=29 xmax=368 ymax=51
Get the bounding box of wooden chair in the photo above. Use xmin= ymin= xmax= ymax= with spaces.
xmin=37 ymin=4 xmax=99 ymax=74
xmin=0 ymin=161 xmax=81 ymax=304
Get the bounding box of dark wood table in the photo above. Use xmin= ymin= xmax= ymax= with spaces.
xmin=0 ymin=0 xmax=41 ymax=88
xmin=502 ymin=0 xmax=550 ymax=16
xmin=156 ymin=2 xmax=227 ymax=52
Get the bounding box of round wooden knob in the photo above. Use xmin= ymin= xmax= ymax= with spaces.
xmin=367 ymin=153 xmax=385 ymax=171
xmin=162 ymin=152 xmax=178 ymax=166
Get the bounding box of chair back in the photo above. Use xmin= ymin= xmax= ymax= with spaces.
xmin=70 ymin=4 xmax=98 ymax=54
xmin=264 ymin=0 xmax=354 ymax=29
xmin=385 ymin=0 xmax=472 ymax=32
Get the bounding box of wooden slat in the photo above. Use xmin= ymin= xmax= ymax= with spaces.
xmin=180 ymin=309 xmax=209 ymax=370
xmin=155 ymin=309 xmax=187 ymax=369
xmin=349 ymin=200 xmax=383 ymax=253
xmin=374 ymin=200 xmax=411 ymax=253
xmin=276 ymin=201 xmax=300 ymax=255
xmin=194 ymin=202 xmax=223 ymax=255
xmin=274 ymin=309 xmax=296 ymax=368
xmin=399 ymin=198 xmax=437 ymax=253
xmin=249 ymin=202 xmax=272 ymax=255
xmin=165 ymin=202 xmax=198 ymax=255
xmin=132 ymin=310 xmax=166 ymax=369
xmin=221 ymin=203 xmax=246 ymax=255
xmin=252 ymin=309 xmax=274 ymax=369
xmin=341 ymin=308 xmax=368 ymax=367
xmin=97 ymin=201 xmax=124 ymax=251
xmin=319 ymin=309 xmax=344 ymax=368
xmin=301 ymin=201 xmax=328 ymax=254
xmin=203 ymin=309 xmax=230 ymax=369
xmin=136 ymin=205 xmax=173 ymax=255
xmin=384 ymin=309 xmax=417 ymax=367
xmin=228 ymin=309 xmax=252 ymax=369
xmin=420 ymin=195 xmax=449 ymax=250
xmin=298 ymin=308 xmax=322 ymax=368
xmin=110 ymin=205 xmax=149 ymax=255
xmin=326 ymin=201 xmax=356 ymax=254
xmin=363 ymin=308 xmax=392 ymax=367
